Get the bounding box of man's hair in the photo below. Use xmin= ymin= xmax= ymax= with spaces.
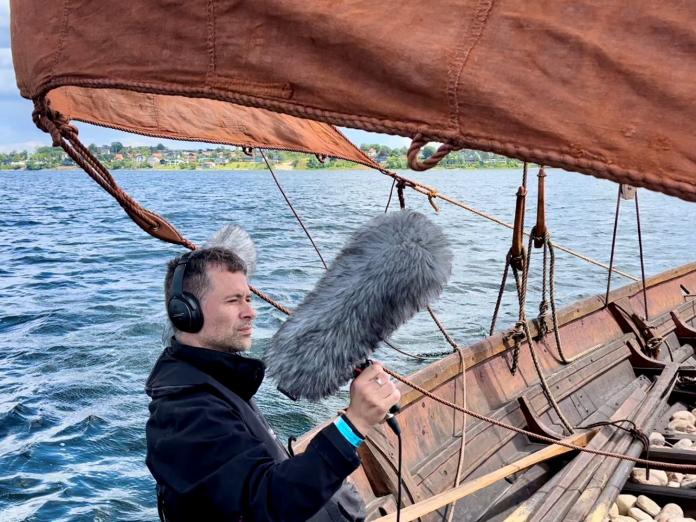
xmin=164 ymin=247 xmax=247 ymax=308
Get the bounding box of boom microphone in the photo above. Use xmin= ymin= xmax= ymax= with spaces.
xmin=264 ymin=209 xmax=453 ymax=402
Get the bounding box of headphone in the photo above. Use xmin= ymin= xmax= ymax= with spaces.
xmin=167 ymin=252 xmax=204 ymax=333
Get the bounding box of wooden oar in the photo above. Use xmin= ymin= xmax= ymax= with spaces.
xmin=373 ymin=429 xmax=598 ymax=522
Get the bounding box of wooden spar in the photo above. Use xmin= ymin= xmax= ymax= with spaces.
xmin=510 ymin=185 xmax=527 ymax=269
xmin=533 ymin=167 xmax=547 ymax=248
xmin=373 ymin=430 xmax=598 ymax=522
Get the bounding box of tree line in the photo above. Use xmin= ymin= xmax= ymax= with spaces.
xmin=0 ymin=142 xmax=521 ymax=171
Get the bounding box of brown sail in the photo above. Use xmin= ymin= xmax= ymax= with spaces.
xmin=10 ymin=2 xmax=696 ymax=521
xmin=11 ymin=0 xmax=696 ymax=201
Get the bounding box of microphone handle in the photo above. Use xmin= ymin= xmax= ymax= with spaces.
xmin=386 ymin=404 xmax=401 ymax=436
xmin=354 ymin=359 xmax=402 ymax=436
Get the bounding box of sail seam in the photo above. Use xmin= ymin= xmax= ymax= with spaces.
xmin=448 ymin=0 xmax=495 ymax=132
xmin=48 ymin=0 xmax=71 ymax=83
xmin=206 ymin=0 xmax=216 ymax=87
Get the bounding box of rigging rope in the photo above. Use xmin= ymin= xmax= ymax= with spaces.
xmin=391 ymin=178 xmax=468 ymax=520
xmin=516 ymin=234 xmax=575 ymax=434
xmin=385 ymin=178 xmax=397 ymax=212
xmin=489 ymin=255 xmax=511 ymax=337
xmin=259 ymin=149 xmax=328 ymax=270
xmin=635 ymin=191 xmax=649 ymax=321
xmin=486 ymin=166 xmax=574 ymax=432
xmin=381 ymin=171 xmax=639 ymax=282
xmin=532 ymin=234 xmax=572 ymax=364
xmin=605 ymin=186 xmax=623 ymax=306
xmin=381 ymin=366 xmax=696 ymax=473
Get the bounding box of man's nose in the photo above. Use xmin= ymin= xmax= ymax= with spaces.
xmin=242 ymin=300 xmax=256 ymax=319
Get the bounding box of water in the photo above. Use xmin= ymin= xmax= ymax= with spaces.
xmin=0 ymin=167 xmax=694 ymax=521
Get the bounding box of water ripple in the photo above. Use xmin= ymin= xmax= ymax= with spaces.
xmin=0 ymin=168 xmax=694 ymax=519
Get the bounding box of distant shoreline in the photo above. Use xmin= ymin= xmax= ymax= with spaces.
xmin=2 ymin=164 xmax=522 ymax=173
xmin=0 ymin=143 xmax=523 ymax=172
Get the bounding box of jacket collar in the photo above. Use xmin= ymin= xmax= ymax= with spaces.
xmin=157 ymin=338 xmax=266 ymax=401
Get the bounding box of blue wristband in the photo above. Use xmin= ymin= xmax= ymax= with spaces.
xmin=334 ymin=416 xmax=364 ymax=448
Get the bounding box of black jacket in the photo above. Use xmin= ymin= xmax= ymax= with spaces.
xmin=145 ymin=340 xmax=366 ymax=521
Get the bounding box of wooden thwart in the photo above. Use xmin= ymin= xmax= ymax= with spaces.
xmin=373 ymin=430 xmax=598 ymax=522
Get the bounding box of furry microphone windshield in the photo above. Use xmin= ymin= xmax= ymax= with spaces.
xmin=203 ymin=224 xmax=257 ymax=276
xmin=265 ymin=209 xmax=453 ymax=401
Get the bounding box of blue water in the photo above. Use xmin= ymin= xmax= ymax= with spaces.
xmin=0 ymin=167 xmax=694 ymax=521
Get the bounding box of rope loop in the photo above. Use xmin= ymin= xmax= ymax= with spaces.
xmin=530 ymin=225 xmax=551 ymax=247
xmin=427 ymin=191 xmax=440 ymax=213
xmin=242 ymin=146 xmax=254 ymax=157
xmin=407 ymin=133 xmax=460 ymax=171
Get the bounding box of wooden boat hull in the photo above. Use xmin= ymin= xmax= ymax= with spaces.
xmin=298 ymin=262 xmax=696 ymax=521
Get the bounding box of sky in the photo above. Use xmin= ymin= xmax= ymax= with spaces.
xmin=0 ymin=1 xmax=408 ymax=153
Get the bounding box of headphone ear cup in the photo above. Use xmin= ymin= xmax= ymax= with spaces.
xmin=167 ymin=293 xmax=204 ymax=333
xmin=181 ymin=292 xmax=203 ymax=333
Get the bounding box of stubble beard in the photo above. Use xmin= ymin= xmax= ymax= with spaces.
xmin=211 ymin=332 xmax=252 ymax=353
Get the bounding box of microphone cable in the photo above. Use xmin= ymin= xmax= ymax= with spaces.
xmin=395 ymin=430 xmax=403 ymax=522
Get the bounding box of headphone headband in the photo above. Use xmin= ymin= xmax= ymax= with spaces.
xmin=170 ymin=252 xmax=192 ymax=299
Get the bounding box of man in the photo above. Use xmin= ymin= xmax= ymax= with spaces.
xmin=145 ymin=247 xmax=401 ymax=521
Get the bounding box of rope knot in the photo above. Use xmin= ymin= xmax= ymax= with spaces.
xmin=427 ymin=191 xmax=440 ymax=213
xmin=32 ymin=98 xmax=79 ymax=146
xmin=503 ymin=322 xmax=527 ymax=375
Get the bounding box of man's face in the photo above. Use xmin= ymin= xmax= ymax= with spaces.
xmin=197 ymin=265 xmax=256 ymax=352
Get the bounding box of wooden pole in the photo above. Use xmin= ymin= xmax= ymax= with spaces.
xmin=373 ymin=430 xmax=598 ymax=522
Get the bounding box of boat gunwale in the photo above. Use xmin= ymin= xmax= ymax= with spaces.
xmin=398 ymin=260 xmax=696 ymax=408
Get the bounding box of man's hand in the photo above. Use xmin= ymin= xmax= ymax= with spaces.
xmin=344 ymin=362 xmax=401 ymax=436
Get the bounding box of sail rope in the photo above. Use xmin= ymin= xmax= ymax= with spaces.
xmin=635 ymin=191 xmax=649 ymax=321
xmin=380 ymin=171 xmax=639 ymax=282
xmin=381 ymin=366 xmax=696 ymax=473
xmin=259 ymin=149 xmax=328 ymax=270
xmin=486 ymin=166 xmax=574 ymax=432
xmin=515 ymin=232 xmax=575 ymax=434
xmin=391 ymin=180 xmax=467 ymax=521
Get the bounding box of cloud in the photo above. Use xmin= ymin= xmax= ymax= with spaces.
xmin=0 ymin=1 xmax=8 ymax=47
xmin=0 ymin=48 xmax=17 ymax=97
xmin=0 ymin=0 xmax=8 ymax=28
xmin=0 ymin=139 xmax=43 ymax=153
